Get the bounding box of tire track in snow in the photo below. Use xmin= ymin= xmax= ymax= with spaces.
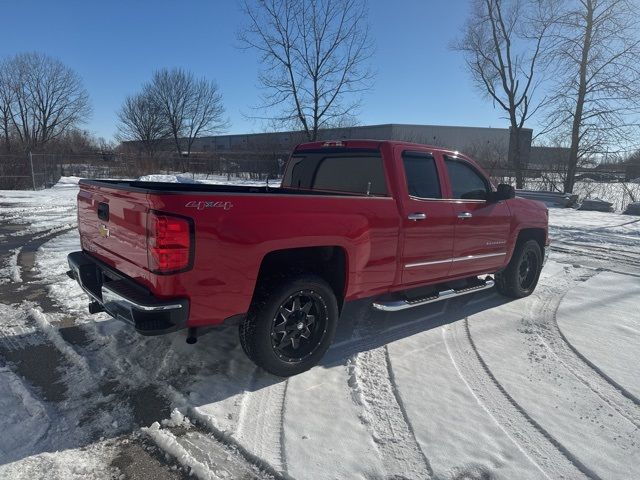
xmin=348 ymin=346 xmax=433 ymax=479
xmin=234 ymin=370 xmax=289 ymax=474
xmin=324 ymin=301 xmax=448 ymax=365
xmin=172 ymin=386 xmax=291 ymax=480
xmin=0 ymin=226 xmax=76 ymax=311
xmin=28 ymin=307 xmax=92 ymax=374
xmin=0 ymin=301 xmax=91 ymax=401
xmin=551 ymin=242 xmax=640 ymax=269
xmin=384 ymin=346 xmax=434 ymax=478
xmin=553 ymin=303 xmax=640 ymax=408
xmin=525 ymin=272 xmax=640 ymax=428
xmin=444 ymin=319 xmax=594 ymax=480
xmin=2 ymin=227 xmax=94 ymax=381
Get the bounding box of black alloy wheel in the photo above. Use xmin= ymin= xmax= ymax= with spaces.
xmin=495 ymin=239 xmax=543 ymax=298
xmin=239 ymin=274 xmax=339 ymax=377
xmin=271 ymin=290 xmax=328 ymax=362
xmin=518 ymin=249 xmax=539 ymax=291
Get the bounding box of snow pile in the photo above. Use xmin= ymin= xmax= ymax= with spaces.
xmin=0 ymin=365 xmax=50 ymax=461
xmin=136 ymin=172 xmax=280 ymax=187
xmin=0 ymin=303 xmax=41 ymax=351
xmin=143 ymin=421 xmax=216 ymax=480
xmin=161 ymin=408 xmax=193 ymax=429
xmin=55 ymin=176 xmax=81 ymax=186
xmin=578 ymin=197 xmax=614 ymax=212
xmin=0 ymin=248 xmax=21 ymax=284
xmin=35 ymin=230 xmax=90 ymax=315
xmin=137 ymin=174 xmax=200 ymax=184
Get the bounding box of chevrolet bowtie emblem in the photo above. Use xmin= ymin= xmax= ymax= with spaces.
xmin=98 ymin=224 xmax=110 ymax=238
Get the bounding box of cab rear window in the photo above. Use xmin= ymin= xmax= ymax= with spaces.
xmin=282 ymin=150 xmax=388 ymax=196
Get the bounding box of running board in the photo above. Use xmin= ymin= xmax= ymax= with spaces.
xmin=372 ymin=277 xmax=495 ymax=312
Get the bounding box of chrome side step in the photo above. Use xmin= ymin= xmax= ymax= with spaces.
xmin=372 ymin=277 xmax=495 ymax=312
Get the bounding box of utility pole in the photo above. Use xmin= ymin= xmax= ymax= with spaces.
xmin=29 ymin=151 xmax=36 ymax=190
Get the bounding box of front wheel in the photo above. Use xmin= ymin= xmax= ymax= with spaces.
xmin=495 ymin=239 xmax=543 ymax=298
xmin=239 ymin=274 xmax=338 ymax=377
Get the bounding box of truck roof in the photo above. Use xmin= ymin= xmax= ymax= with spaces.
xmin=294 ymin=139 xmax=462 ymax=156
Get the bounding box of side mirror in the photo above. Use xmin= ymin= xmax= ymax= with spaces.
xmin=493 ymin=183 xmax=515 ymax=201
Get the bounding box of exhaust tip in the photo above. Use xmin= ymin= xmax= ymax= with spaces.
xmin=186 ymin=327 xmax=198 ymax=344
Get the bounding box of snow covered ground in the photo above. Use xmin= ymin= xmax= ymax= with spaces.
xmin=137 ymin=173 xmax=278 ymax=187
xmin=0 ymin=178 xmax=639 ymax=479
xmin=523 ymin=179 xmax=640 ymax=212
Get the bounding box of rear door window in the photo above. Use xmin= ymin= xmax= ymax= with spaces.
xmin=402 ymin=153 xmax=441 ymax=199
xmin=283 ymin=151 xmax=388 ymax=195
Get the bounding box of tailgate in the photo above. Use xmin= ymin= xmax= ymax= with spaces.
xmin=77 ymin=181 xmax=150 ymax=270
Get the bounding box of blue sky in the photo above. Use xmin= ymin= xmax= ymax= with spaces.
xmin=0 ymin=0 xmax=516 ymax=141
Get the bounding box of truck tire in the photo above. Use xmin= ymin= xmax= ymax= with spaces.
xmin=239 ymin=274 xmax=338 ymax=377
xmin=495 ymin=239 xmax=543 ymax=298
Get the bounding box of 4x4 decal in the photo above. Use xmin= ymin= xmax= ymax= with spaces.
xmin=185 ymin=200 xmax=234 ymax=211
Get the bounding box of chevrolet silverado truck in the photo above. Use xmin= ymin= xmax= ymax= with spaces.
xmin=67 ymin=140 xmax=548 ymax=376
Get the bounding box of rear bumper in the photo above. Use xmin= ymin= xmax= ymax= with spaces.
xmin=67 ymin=251 xmax=189 ymax=335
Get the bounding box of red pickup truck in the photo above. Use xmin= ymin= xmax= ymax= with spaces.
xmin=68 ymin=140 xmax=548 ymax=376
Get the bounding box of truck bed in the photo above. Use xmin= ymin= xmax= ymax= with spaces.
xmin=80 ymin=179 xmax=363 ymax=196
xmin=76 ymin=178 xmax=401 ymax=328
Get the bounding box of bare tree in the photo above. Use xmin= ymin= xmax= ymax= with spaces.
xmin=147 ymin=68 xmax=227 ymax=157
xmin=239 ymin=0 xmax=374 ymax=140
xmin=0 ymin=61 xmax=13 ymax=152
xmin=116 ymin=92 xmax=168 ymax=157
xmin=454 ymin=0 xmax=556 ymax=188
xmin=543 ymin=0 xmax=640 ymax=193
xmin=462 ymin=139 xmax=510 ymax=178
xmin=1 ymin=52 xmax=91 ymax=152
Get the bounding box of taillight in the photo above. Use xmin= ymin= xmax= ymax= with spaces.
xmin=147 ymin=212 xmax=193 ymax=273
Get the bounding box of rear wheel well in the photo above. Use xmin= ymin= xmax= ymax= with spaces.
xmin=255 ymin=246 xmax=347 ymax=311
xmin=516 ymin=228 xmax=546 ymax=253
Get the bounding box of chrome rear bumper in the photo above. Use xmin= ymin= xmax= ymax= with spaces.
xmin=67 ymin=251 xmax=189 ymax=335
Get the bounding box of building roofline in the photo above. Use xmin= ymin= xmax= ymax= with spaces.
xmin=384 ymin=122 xmax=532 ymax=132
xmin=121 ymin=122 xmax=531 ymax=147
xmin=191 ymin=123 xmax=530 ymax=141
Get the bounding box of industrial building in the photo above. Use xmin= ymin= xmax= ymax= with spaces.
xmin=119 ymin=123 xmax=547 ymax=179
xmin=189 ymin=123 xmax=532 ymax=165
xmin=123 ymin=123 xmax=532 ymax=165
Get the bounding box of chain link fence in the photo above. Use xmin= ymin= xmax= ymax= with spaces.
xmin=0 ymin=153 xmax=62 ymax=189
xmin=0 ymin=151 xmax=288 ymax=190
xmin=1 ymin=151 xmax=637 ymax=210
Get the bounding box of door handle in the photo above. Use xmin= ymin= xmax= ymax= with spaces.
xmin=408 ymin=212 xmax=427 ymax=221
xmin=457 ymin=212 xmax=473 ymax=219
